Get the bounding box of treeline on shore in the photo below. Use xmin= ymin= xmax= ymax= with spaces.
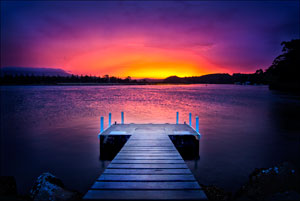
xmin=164 ymin=39 xmax=299 ymax=92
xmin=0 ymin=69 xmax=269 ymax=86
xmin=163 ymin=72 xmax=266 ymax=85
xmin=0 ymin=74 xmax=146 ymax=85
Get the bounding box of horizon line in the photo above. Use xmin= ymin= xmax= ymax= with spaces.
xmin=0 ymin=66 xmax=260 ymax=80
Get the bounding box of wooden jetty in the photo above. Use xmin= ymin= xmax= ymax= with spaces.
xmin=84 ymin=112 xmax=207 ymax=200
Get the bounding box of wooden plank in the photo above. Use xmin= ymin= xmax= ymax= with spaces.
xmin=103 ymin=168 xmax=192 ymax=174
xmin=116 ymin=153 xmax=181 ymax=157
xmin=109 ymin=131 xmax=127 ymax=134
xmin=114 ymin=156 xmax=182 ymax=160
xmin=119 ymin=152 xmax=179 ymax=155
xmin=125 ymin=140 xmax=174 ymax=147
xmin=125 ymin=143 xmax=174 ymax=146
xmin=84 ymin=190 xmax=207 ymax=200
xmin=124 ymin=146 xmax=174 ymax=148
xmin=121 ymin=146 xmax=177 ymax=151
xmin=125 ymin=139 xmax=172 ymax=141
xmin=122 ymin=146 xmax=175 ymax=149
xmin=98 ymin=174 xmax=196 ymax=181
xmin=130 ymin=137 xmax=170 ymax=140
xmin=126 ymin=142 xmax=173 ymax=144
xmin=117 ymin=152 xmax=180 ymax=155
xmin=120 ymin=150 xmax=178 ymax=153
xmin=126 ymin=140 xmax=172 ymax=142
xmin=111 ymin=159 xmax=185 ymax=164
xmin=107 ymin=164 xmax=188 ymax=169
xmin=122 ymin=148 xmax=176 ymax=151
xmin=121 ymin=150 xmax=177 ymax=152
xmin=91 ymin=181 xmax=201 ymax=190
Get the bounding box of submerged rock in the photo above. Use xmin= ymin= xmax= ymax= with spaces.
xmin=0 ymin=176 xmax=17 ymax=196
xmin=0 ymin=176 xmax=31 ymax=201
xmin=235 ymin=162 xmax=300 ymax=201
xmin=201 ymin=184 xmax=231 ymax=201
xmin=266 ymin=191 xmax=300 ymax=201
xmin=30 ymin=173 xmax=80 ymax=201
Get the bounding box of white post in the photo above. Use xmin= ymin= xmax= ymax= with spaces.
xmin=176 ymin=112 xmax=179 ymax=124
xmin=100 ymin=116 xmax=104 ymax=133
xmin=189 ymin=113 xmax=192 ymax=126
xmin=108 ymin=113 xmax=111 ymax=127
xmin=196 ymin=116 xmax=199 ymax=133
xmin=121 ymin=112 xmax=124 ymax=124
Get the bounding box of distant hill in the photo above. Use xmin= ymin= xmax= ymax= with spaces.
xmin=162 ymin=76 xmax=183 ymax=83
xmin=164 ymin=74 xmax=234 ymax=84
xmin=0 ymin=67 xmax=71 ymax=77
xmin=136 ymin=78 xmax=164 ymax=83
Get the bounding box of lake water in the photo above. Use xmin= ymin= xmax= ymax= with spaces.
xmin=1 ymin=84 xmax=299 ymax=194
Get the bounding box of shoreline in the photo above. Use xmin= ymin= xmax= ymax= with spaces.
xmin=0 ymin=83 xmax=267 ymax=86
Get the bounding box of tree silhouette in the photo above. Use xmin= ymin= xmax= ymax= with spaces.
xmin=265 ymin=39 xmax=300 ymax=91
xmin=0 ymin=74 xmax=144 ymax=85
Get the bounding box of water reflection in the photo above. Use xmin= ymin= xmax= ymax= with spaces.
xmin=1 ymin=85 xmax=299 ymax=194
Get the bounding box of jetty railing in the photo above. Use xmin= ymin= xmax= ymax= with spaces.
xmin=176 ymin=112 xmax=201 ymax=139
xmin=98 ymin=112 xmax=122 ymax=138
xmin=98 ymin=111 xmax=201 ymax=138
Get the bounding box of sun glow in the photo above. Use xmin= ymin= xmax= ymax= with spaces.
xmin=126 ymin=61 xmax=202 ymax=79
xmin=62 ymin=37 xmax=219 ymax=78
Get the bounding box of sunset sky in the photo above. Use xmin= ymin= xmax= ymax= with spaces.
xmin=1 ymin=1 xmax=299 ymax=78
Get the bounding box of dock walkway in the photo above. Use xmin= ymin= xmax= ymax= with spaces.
xmin=84 ymin=124 xmax=207 ymax=200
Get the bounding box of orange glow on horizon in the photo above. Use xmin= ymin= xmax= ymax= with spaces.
xmin=60 ymin=37 xmax=224 ymax=79
xmin=126 ymin=61 xmax=205 ymax=79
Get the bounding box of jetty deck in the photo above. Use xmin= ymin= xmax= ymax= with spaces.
xmin=84 ymin=123 xmax=207 ymax=200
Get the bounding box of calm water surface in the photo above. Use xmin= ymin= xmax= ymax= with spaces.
xmin=1 ymin=85 xmax=299 ymax=194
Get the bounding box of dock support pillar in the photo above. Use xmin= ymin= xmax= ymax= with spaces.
xmin=121 ymin=112 xmax=124 ymax=124
xmin=176 ymin=112 xmax=179 ymax=124
xmin=195 ymin=116 xmax=199 ymax=133
xmin=100 ymin=116 xmax=104 ymax=133
xmin=108 ymin=113 xmax=111 ymax=127
xmin=189 ymin=113 xmax=192 ymax=126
